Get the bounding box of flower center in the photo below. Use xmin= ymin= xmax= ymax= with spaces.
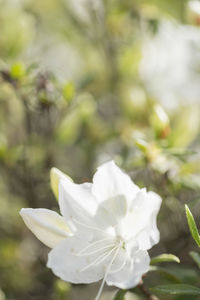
xmin=71 ymin=217 xmax=128 ymax=299
xmin=75 ymin=236 xmax=126 ymax=300
xmin=94 ymin=239 xmax=125 ymax=300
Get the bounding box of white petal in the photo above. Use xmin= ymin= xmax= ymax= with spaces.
xmin=117 ymin=190 xmax=161 ymax=249
xmin=20 ymin=208 xmax=70 ymax=248
xmin=59 ymin=179 xmax=97 ymax=218
xmin=133 ymin=190 xmax=162 ymax=250
xmin=94 ymin=195 xmax=128 ymax=228
xmin=50 ymin=167 xmax=73 ymax=200
xmin=59 ymin=179 xmax=98 ymax=234
xmin=106 ymin=250 xmax=150 ymax=289
xmin=92 ymin=160 xmax=139 ymax=211
xmin=47 ymin=237 xmax=106 ymax=284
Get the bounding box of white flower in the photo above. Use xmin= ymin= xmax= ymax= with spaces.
xmin=20 ymin=161 xmax=161 ymax=300
xmin=140 ymin=21 xmax=200 ymax=109
xmin=188 ymin=0 xmax=200 ymax=15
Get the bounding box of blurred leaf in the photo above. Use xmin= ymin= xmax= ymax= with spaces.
xmin=190 ymin=252 xmax=200 ymax=269
xmin=135 ymin=139 xmax=149 ymax=153
xmin=78 ymin=94 xmax=96 ymax=119
xmin=0 ymin=289 xmax=5 ymax=300
xmin=10 ymin=62 xmax=26 ymax=79
xmin=181 ymin=175 xmax=200 ymax=190
xmin=151 ymin=284 xmax=200 ymax=295
xmin=56 ymin=111 xmax=81 ymax=144
xmin=113 ymin=290 xmax=127 ymax=300
xmin=151 ymin=254 xmax=180 ymax=265
xmin=54 ymin=279 xmax=71 ymax=299
xmin=63 ymin=82 xmax=75 ymax=103
xmin=180 ymin=156 xmax=200 ymax=181
xmin=185 ymin=205 xmax=200 ymax=247
xmin=0 ymin=134 xmax=7 ymax=159
xmin=149 ymin=266 xmax=181 ymax=283
xmin=165 ymin=149 xmax=197 ymax=161
xmin=169 ymin=108 xmax=200 ymax=148
xmin=150 ymin=104 xmax=170 ymax=139
xmin=165 ymin=267 xmax=198 ymax=284
xmin=0 ymin=6 xmax=35 ymax=58
xmin=149 ymin=265 xmax=199 ymax=284
xmin=135 ymin=139 xmax=161 ymax=163
xmin=112 ymin=290 xmax=140 ymax=300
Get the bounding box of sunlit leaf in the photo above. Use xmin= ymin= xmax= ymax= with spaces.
xmin=10 ymin=62 xmax=26 ymax=79
xmin=151 ymin=254 xmax=180 ymax=265
xmin=185 ymin=205 xmax=200 ymax=247
xmin=151 ymin=284 xmax=200 ymax=295
xmin=169 ymin=107 xmax=200 ymax=148
xmin=150 ymin=104 xmax=170 ymax=139
xmin=135 ymin=138 xmax=149 ymax=153
xmin=62 ymin=82 xmax=75 ymax=103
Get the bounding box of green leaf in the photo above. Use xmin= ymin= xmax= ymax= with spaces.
xmin=149 ymin=266 xmax=181 ymax=283
xmin=168 ymin=107 xmax=200 ymax=148
xmin=62 ymin=82 xmax=75 ymax=102
xmin=10 ymin=62 xmax=26 ymax=79
xmin=190 ymin=252 xmax=200 ymax=269
xmin=151 ymin=254 xmax=180 ymax=265
xmin=113 ymin=290 xmax=127 ymax=300
xmin=150 ymin=104 xmax=170 ymax=138
xmin=185 ymin=205 xmax=200 ymax=247
xmin=151 ymin=284 xmax=200 ymax=295
xmin=135 ymin=138 xmax=149 ymax=153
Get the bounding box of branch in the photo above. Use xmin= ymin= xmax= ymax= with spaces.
xmin=137 ymin=279 xmax=159 ymax=300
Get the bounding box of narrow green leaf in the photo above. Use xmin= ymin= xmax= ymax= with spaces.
xmin=190 ymin=251 xmax=200 ymax=269
xmin=151 ymin=254 xmax=180 ymax=265
xmin=185 ymin=205 xmax=200 ymax=247
xmin=151 ymin=284 xmax=200 ymax=295
xmin=113 ymin=290 xmax=127 ymax=300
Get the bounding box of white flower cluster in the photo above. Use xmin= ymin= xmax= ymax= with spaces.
xmin=20 ymin=161 xmax=161 ymax=299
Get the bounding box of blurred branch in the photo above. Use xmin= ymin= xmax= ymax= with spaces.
xmin=137 ymin=279 xmax=159 ymax=300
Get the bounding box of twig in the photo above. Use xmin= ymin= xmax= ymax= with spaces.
xmin=137 ymin=279 xmax=159 ymax=300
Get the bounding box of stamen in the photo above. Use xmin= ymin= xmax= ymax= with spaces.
xmin=79 ymin=246 xmax=118 ymax=273
xmin=76 ymin=237 xmax=114 ymax=256
xmin=77 ymin=243 xmax=116 ymax=257
xmin=93 ymin=246 xmax=118 ymax=266
xmin=95 ymin=242 xmax=122 ymax=300
xmin=109 ymin=256 xmax=126 ymax=274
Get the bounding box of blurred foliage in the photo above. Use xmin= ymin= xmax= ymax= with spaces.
xmin=0 ymin=0 xmax=200 ymax=299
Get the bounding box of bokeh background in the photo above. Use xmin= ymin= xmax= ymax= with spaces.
xmin=1 ymin=0 xmax=200 ymax=299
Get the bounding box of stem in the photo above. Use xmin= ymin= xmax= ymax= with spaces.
xmin=137 ymin=279 xmax=159 ymax=300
